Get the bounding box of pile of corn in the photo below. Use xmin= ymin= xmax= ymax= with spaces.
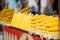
xmin=0 ymin=7 xmax=30 ymax=24
xmin=11 ymin=12 xmax=32 ymax=31
xmin=11 ymin=13 xmax=58 ymax=33
xmin=11 ymin=13 xmax=58 ymax=39
xmin=11 ymin=7 xmax=31 ymax=31
xmin=31 ymin=14 xmax=58 ymax=39
xmin=0 ymin=7 xmax=58 ymax=39
xmin=31 ymin=14 xmax=58 ymax=34
xmin=0 ymin=8 xmax=14 ymax=24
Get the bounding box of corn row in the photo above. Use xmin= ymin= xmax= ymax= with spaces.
xmin=0 ymin=8 xmax=14 ymax=24
xmin=31 ymin=14 xmax=58 ymax=34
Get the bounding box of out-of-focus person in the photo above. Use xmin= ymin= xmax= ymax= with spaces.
xmin=52 ymin=0 xmax=58 ymax=15
xmin=45 ymin=0 xmax=54 ymax=15
xmin=45 ymin=0 xmax=58 ymax=15
xmin=40 ymin=0 xmax=48 ymax=14
xmin=2 ymin=0 xmax=6 ymax=10
xmin=41 ymin=0 xmax=55 ymax=15
xmin=5 ymin=0 xmax=23 ymax=12
xmin=38 ymin=0 xmax=40 ymax=14
xmin=28 ymin=0 xmax=39 ymax=15
xmin=21 ymin=0 xmax=28 ymax=9
xmin=0 ymin=0 xmax=3 ymax=11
